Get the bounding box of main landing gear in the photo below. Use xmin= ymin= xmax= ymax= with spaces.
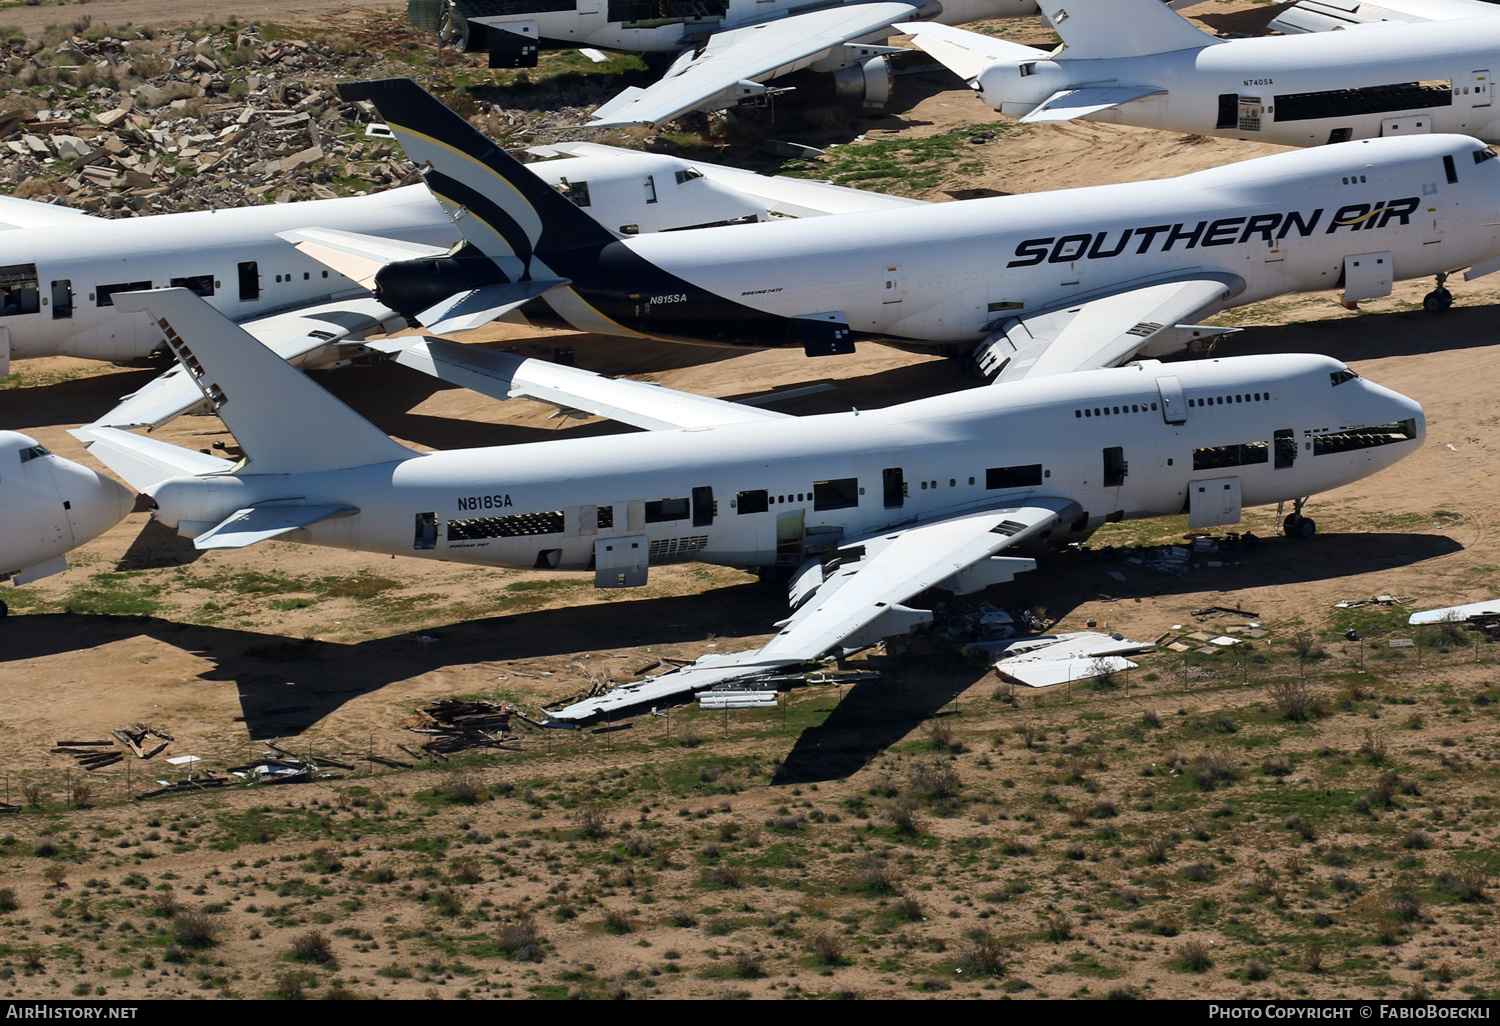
xmin=1424 ymin=272 xmax=1454 ymax=314
xmin=1282 ymin=497 xmax=1316 ymax=539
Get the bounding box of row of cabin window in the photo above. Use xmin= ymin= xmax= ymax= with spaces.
xmin=93 ymin=268 xmax=331 ymax=306
xmin=1076 ymin=402 xmax=1157 ymax=418
xmin=1190 ymin=392 xmax=1270 ymax=408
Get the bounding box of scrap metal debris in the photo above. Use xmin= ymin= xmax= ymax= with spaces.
xmin=409 ymin=698 xmax=530 ymax=756
xmin=983 ymin=631 xmax=1156 ymax=688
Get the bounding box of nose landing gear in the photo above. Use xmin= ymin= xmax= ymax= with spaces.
xmin=1423 ymin=272 xmax=1454 ymax=314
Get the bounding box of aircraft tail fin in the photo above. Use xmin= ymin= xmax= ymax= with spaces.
xmin=1040 ymin=0 xmax=1218 ymax=59
xmin=110 ymin=289 xmax=415 ymax=476
xmin=340 ymin=78 xmax=618 ymax=280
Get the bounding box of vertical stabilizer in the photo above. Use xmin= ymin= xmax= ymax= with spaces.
xmin=1041 ymin=0 xmax=1218 ymax=59
xmin=111 ymin=289 xmax=415 ymax=475
xmin=339 ymin=79 xmax=618 ymax=281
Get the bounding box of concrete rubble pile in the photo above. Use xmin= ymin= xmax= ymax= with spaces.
xmin=0 ymin=22 xmax=612 ymax=216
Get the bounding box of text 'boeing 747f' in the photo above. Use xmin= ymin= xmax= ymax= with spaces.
xmin=74 ymin=288 xmax=1423 ymax=720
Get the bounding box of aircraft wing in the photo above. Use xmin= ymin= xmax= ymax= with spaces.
xmin=529 ymin=142 xmax=928 ymax=217
xmin=980 ymin=277 xmax=1243 ymax=383
xmin=1269 ymin=0 xmax=1498 ymax=33
xmin=370 ymin=335 xmax=791 ymax=431
xmin=0 ymin=195 xmax=97 ymax=230
xmin=588 ymin=2 xmax=919 ymax=127
xmin=1019 ymin=85 xmax=1166 ymax=124
xmin=547 ymin=499 xmax=1080 ymax=721
xmin=94 ymin=296 xmax=408 ymax=430
xmin=193 ymin=502 xmax=359 ymax=550
xmin=896 ymin=22 xmax=1048 ymax=82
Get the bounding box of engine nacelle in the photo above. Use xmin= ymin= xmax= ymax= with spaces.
xmin=832 ymin=56 xmax=892 ymax=108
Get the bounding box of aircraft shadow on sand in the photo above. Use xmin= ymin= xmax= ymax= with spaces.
xmin=5 ymin=527 xmax=1458 ymax=756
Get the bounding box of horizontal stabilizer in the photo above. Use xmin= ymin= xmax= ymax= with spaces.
xmin=416 ymin=278 xmax=570 ymax=334
xmin=591 ymin=86 xmax=649 ymax=123
xmin=276 ymin=228 xmax=452 ymax=290
xmin=97 ymin=296 xmax=407 ymax=430
xmin=895 ymin=22 xmax=1045 ymax=81
xmin=69 ymin=425 xmax=234 ymax=492
xmin=1019 ymin=85 xmax=1166 ymax=124
xmin=1409 ymin=598 xmax=1500 ymax=625
xmin=1039 ymin=0 xmax=1218 ymax=59
xmin=371 ymin=336 xmax=789 ymax=431
xmin=193 ymin=503 xmax=358 ymax=550
xmin=1270 ymin=0 xmax=1495 ymax=33
xmin=110 ymin=289 xmax=415 ymax=475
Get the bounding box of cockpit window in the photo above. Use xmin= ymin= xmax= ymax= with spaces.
xmin=18 ymin=444 xmax=51 ymax=463
xmin=674 ymin=168 xmax=705 ymax=184
xmin=1330 ymin=368 xmax=1360 ymax=387
xmin=1476 ymin=147 xmax=1499 ymax=165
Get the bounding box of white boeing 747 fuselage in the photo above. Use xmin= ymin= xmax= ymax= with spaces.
xmin=570 ymin=134 xmax=1500 ymax=346
xmin=948 ymin=3 xmax=1500 ymax=146
xmin=143 ymin=353 xmax=1421 ymax=572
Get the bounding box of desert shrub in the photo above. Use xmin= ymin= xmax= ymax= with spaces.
xmin=366 ymin=865 xmax=396 ymax=884
xmin=1192 ymin=753 xmax=1238 ymax=792
xmin=811 ymin=932 xmax=846 ymax=966
xmin=0 ymin=888 xmax=17 ymax=913
xmin=853 ymin=855 xmax=898 ymax=894
xmin=42 ymin=863 xmax=69 ymax=887
xmin=498 ymin=914 xmax=544 ymax=961
xmin=574 ymin=803 xmax=608 ymax=839
xmin=1244 ymin=959 xmax=1270 ymax=982
xmin=1439 ymin=867 xmax=1488 ymax=903
xmin=1262 ymin=755 xmax=1293 ymax=777
xmin=923 ymin=719 xmax=962 ymax=753
xmin=171 ymin=910 xmax=221 ymax=948
xmin=1404 ymin=830 xmax=1430 ymax=850
xmin=1303 ymin=944 xmax=1326 ymax=973
xmin=288 ymin=930 xmax=333 ymax=964
xmin=623 ymin=833 xmax=652 ymax=857
xmin=1107 ymin=984 xmax=1137 ymax=1000
xmin=1090 ymin=799 xmax=1117 ymax=819
xmin=438 ymin=771 xmax=486 ymax=804
xmin=905 ymin=757 xmax=962 ymax=798
xmin=893 ymin=895 xmax=924 ymax=921
xmin=428 ymin=886 xmax=462 ymax=916
xmin=1269 ymin=678 xmax=1321 ymax=721
xmin=602 ymin=909 xmax=633 ymax=935
xmin=1142 ymin=836 xmax=1171 ymax=865
xmin=1065 ymin=842 xmax=1086 ymax=861
xmin=729 ymin=950 xmax=765 ymax=979
xmin=1043 ymin=915 xmax=1074 ymax=942
xmin=957 ymin=930 xmax=1007 ymax=977
xmin=307 ymin=846 xmax=341 ymax=874
xmin=1360 ymin=729 xmax=1389 ymax=764
xmin=676 ymin=722 xmax=701 ymax=748
xmin=448 ymin=858 xmax=483 ymax=885
xmin=1176 ymin=939 xmax=1212 ymax=972
xmin=886 ymin=797 xmax=924 ymax=834
xmin=1140 ymin=708 xmax=1161 ymax=729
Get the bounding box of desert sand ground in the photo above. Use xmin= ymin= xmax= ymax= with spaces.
xmin=1 ymin=0 xmax=1499 ymax=1002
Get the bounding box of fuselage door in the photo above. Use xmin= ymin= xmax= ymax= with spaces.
xmin=1464 ymin=70 xmax=1492 ymax=108
xmin=882 ymin=265 xmax=904 ymax=304
xmin=1156 ymin=375 xmax=1187 ymax=424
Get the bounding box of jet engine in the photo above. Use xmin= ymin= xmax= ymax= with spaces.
xmin=833 ymin=55 xmax=893 ymax=108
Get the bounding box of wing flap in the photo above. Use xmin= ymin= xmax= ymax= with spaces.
xmin=588 ymin=2 xmax=919 ymax=127
xmin=370 ymin=335 xmax=790 ymax=430
xmin=1019 ymin=85 xmax=1166 ymax=124
xmin=93 ymin=296 xmax=409 ymax=430
xmin=895 ymin=22 xmax=1045 ymax=81
xmin=982 ymin=277 xmax=1242 ymax=383
xmin=547 ymin=499 xmax=1079 ymax=720
xmin=193 ymin=503 xmax=359 ymax=550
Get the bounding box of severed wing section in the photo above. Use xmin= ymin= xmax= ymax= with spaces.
xmin=977 ymin=276 xmax=1243 ymax=383
xmin=547 ymin=499 xmax=1080 ymax=721
xmin=1269 ymin=0 xmax=1498 ymax=33
xmin=588 ymin=2 xmax=918 ymax=127
xmin=1018 ymin=85 xmax=1166 ymax=123
xmin=192 ymin=503 xmax=359 ymax=550
xmin=93 ymin=296 xmax=410 ymax=430
xmin=370 ymin=335 xmax=790 ymax=431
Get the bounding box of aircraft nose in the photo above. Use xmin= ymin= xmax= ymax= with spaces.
xmin=52 ymin=460 xmax=134 ymax=548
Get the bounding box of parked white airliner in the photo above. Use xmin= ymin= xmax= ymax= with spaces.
xmin=341 ymin=78 xmax=1500 ymax=383
xmin=0 ymin=431 xmax=132 ymax=604
xmin=908 ymin=0 xmax=1500 ymax=149
xmin=74 ymin=288 xmax=1423 ymax=718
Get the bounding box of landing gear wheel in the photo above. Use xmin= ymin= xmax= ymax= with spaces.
xmin=0 ymin=599 xmax=8 ymax=618
xmin=1283 ymin=514 xmax=1317 ymax=539
xmin=1423 ymin=287 xmax=1454 ymax=313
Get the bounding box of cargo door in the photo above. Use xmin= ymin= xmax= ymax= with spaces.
xmin=1381 ymin=115 xmax=1431 ymax=137
xmin=881 ymin=265 xmax=904 ymax=304
xmin=775 ymin=510 xmax=805 ymax=566
xmin=1461 ymin=69 xmax=1492 ymax=108
xmin=1189 ymin=477 xmax=1242 ymax=529
xmin=595 ymin=535 xmax=648 ymax=588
